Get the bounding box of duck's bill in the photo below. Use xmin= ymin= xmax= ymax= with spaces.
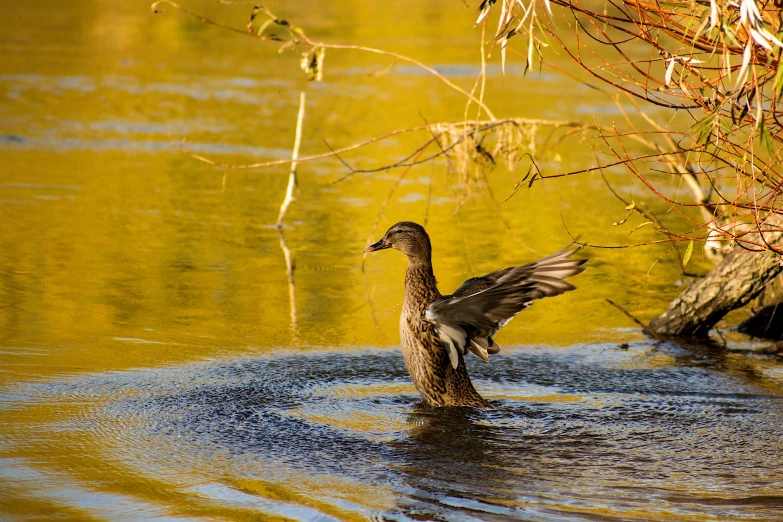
xmin=364 ymin=239 xmax=390 ymax=252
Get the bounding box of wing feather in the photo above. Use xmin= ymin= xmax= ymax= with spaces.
xmin=426 ymin=246 xmax=586 ymax=363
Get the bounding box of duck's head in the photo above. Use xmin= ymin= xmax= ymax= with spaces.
xmin=365 ymin=221 xmax=432 ymax=262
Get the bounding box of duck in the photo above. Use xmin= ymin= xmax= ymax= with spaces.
xmin=365 ymin=221 xmax=586 ymax=408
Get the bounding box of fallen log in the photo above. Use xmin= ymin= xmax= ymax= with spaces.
xmin=648 ymin=217 xmax=783 ymax=337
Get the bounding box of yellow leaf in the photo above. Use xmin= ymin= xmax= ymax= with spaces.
xmin=682 ymin=239 xmax=694 ymax=268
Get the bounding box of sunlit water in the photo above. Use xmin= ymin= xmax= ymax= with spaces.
xmin=4 ymin=344 xmax=783 ymax=520
xmin=2 ymin=0 xmax=782 ymax=520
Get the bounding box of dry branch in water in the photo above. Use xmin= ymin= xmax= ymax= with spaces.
xmin=277 ymin=91 xmax=306 ymax=227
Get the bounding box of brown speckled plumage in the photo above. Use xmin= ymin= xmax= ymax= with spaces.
xmin=400 ymin=264 xmax=489 ymax=407
xmin=365 ymin=221 xmax=586 ymax=408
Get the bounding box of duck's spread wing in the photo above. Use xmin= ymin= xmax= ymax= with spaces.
xmin=449 ymin=267 xmax=515 ymax=297
xmin=426 ymin=247 xmax=586 ymax=368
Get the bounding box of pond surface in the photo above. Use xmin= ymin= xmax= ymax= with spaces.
xmin=1 ymin=0 xmax=782 ymax=520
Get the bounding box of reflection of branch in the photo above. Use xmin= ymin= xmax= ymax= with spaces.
xmin=277 ymin=91 xmax=306 ymax=227
xmin=277 ymin=227 xmax=297 ymax=333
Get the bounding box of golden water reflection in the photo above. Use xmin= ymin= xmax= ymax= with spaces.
xmin=1 ymin=0 xmax=782 ymax=519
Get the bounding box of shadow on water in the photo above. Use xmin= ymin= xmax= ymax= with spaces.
xmin=34 ymin=343 xmax=774 ymax=520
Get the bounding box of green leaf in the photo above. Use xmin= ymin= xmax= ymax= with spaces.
xmin=723 ymin=26 xmax=741 ymax=48
xmin=629 ymin=221 xmax=652 ymax=234
xmin=256 ymin=19 xmax=274 ymax=36
xmin=717 ymin=115 xmax=734 ymax=134
xmin=774 ymin=59 xmax=783 ymax=100
xmin=288 ymin=25 xmax=307 ymax=39
xmin=758 ymin=117 xmax=774 ymax=157
xmin=690 ymin=11 xmax=710 ymax=44
xmin=682 ymin=239 xmax=694 ymax=268
xmin=687 ymin=111 xmax=719 ymax=146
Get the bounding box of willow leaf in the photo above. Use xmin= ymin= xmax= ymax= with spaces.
xmin=682 ymin=239 xmax=694 ymax=268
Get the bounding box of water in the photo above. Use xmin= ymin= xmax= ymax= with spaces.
xmin=1 ymin=0 xmax=782 ymax=519
xmin=4 ymin=344 xmax=782 ymax=520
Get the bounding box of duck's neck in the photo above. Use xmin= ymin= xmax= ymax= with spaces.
xmin=404 ymin=258 xmax=441 ymax=311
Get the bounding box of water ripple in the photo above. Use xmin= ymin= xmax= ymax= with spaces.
xmin=5 ymin=345 xmax=783 ymax=520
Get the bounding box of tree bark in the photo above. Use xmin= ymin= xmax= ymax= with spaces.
xmin=648 ymin=218 xmax=783 ymax=337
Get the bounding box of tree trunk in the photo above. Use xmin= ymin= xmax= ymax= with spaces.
xmin=648 ymin=219 xmax=783 ymax=337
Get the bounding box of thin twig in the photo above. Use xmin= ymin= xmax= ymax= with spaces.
xmin=605 ymin=298 xmax=664 ymax=342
